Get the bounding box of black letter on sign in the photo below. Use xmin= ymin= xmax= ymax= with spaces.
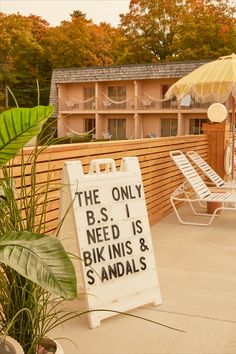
xmin=87 ymin=269 xmax=95 ymax=285
xmin=83 ymin=251 xmax=92 ymax=266
xmin=100 ymin=207 xmax=109 ymax=222
xmin=140 ymin=256 xmax=147 ymax=271
xmin=111 ymin=224 xmax=120 ymax=239
xmin=125 ymin=204 xmax=130 ymax=218
xmin=86 ymin=210 xmax=95 ymax=225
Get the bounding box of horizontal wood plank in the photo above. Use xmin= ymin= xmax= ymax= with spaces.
xmin=8 ymin=135 xmax=208 ymax=231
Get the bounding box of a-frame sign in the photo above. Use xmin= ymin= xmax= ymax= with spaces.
xmin=59 ymin=157 xmax=161 ymax=328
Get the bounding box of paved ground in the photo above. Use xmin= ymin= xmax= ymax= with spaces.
xmin=52 ymin=206 xmax=236 ymax=354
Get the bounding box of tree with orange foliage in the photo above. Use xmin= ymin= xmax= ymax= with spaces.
xmin=119 ymin=0 xmax=236 ymax=62
xmin=119 ymin=0 xmax=184 ymax=62
xmin=0 ymin=13 xmax=50 ymax=108
xmin=44 ymin=11 xmax=128 ymax=68
xmin=173 ymin=0 xmax=236 ymax=60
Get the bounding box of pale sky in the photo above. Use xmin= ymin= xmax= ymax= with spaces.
xmin=0 ymin=0 xmax=130 ymax=27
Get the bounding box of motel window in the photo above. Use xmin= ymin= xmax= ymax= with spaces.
xmin=84 ymin=87 xmax=95 ymax=109
xmin=108 ymin=86 xmax=126 ymax=109
xmin=84 ymin=118 xmax=96 ymax=134
xmin=161 ymin=119 xmax=177 ymax=137
xmin=108 ymin=119 xmax=126 ymax=140
xmin=189 ymin=118 xmax=208 ymax=135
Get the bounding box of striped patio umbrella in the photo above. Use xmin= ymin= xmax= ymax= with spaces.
xmin=165 ymin=53 xmax=236 ymax=179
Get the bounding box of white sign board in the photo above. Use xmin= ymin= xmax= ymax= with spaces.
xmin=59 ymin=157 xmax=161 ymax=328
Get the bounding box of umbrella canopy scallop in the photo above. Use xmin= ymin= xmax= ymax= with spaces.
xmin=165 ymin=54 xmax=236 ymax=103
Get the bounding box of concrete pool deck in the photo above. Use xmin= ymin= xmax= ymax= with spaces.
xmin=52 ymin=206 xmax=236 ymax=353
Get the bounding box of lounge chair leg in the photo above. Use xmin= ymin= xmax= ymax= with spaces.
xmin=184 ymin=192 xmax=210 ymax=216
xmin=171 ymin=198 xmax=217 ymax=226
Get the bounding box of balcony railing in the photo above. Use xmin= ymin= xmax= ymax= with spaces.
xmin=99 ymin=96 xmax=135 ymax=110
xmin=60 ymin=96 xmax=212 ymax=112
xmin=161 ymin=99 xmax=178 ymax=109
xmin=60 ymin=99 xmax=95 ymax=111
xmin=181 ymin=100 xmax=211 ymax=110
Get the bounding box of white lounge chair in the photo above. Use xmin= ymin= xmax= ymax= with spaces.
xmin=169 ymin=150 xmax=236 ymax=226
xmin=187 ymin=151 xmax=236 ymax=188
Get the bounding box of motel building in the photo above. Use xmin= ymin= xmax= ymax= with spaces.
xmin=49 ymin=60 xmax=233 ymax=140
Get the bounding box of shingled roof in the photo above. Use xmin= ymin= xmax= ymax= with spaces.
xmin=51 ymin=60 xmax=209 ymax=83
xmin=49 ymin=60 xmax=210 ymax=116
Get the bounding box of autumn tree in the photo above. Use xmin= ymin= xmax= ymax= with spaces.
xmin=1 ymin=0 xmax=236 ymax=110
xmin=0 ymin=13 xmax=50 ymax=108
xmin=0 ymin=10 xmax=130 ymax=108
xmin=119 ymin=0 xmax=236 ymax=63
xmin=44 ymin=11 xmax=128 ymax=68
xmin=173 ymin=0 xmax=236 ymax=60
xmin=89 ymin=22 xmax=129 ymax=66
xmin=119 ymin=0 xmax=184 ymax=62
xmin=43 ymin=11 xmax=95 ymax=68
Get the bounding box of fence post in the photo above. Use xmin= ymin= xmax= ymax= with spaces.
xmin=202 ymin=123 xmax=231 ymax=179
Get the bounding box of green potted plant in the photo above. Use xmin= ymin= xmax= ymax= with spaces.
xmin=0 ymin=104 xmax=77 ymax=353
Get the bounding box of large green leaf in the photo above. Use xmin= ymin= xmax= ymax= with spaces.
xmin=0 ymin=105 xmax=54 ymax=167
xmin=0 ymin=231 xmax=77 ymax=300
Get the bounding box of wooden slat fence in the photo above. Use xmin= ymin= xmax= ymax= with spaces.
xmin=9 ymin=134 xmax=209 ymax=233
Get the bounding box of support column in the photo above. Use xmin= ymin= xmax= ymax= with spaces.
xmin=134 ymin=80 xmax=138 ymax=110
xmin=134 ymin=113 xmax=143 ymax=139
xmin=177 ymin=104 xmax=182 ymax=136
xmin=134 ymin=81 xmax=141 ymax=139
xmin=57 ymin=85 xmax=67 ymax=138
xmin=96 ymin=113 xmax=104 ymax=139
xmin=94 ymin=82 xmax=100 ymax=139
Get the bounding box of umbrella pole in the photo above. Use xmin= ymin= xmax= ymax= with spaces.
xmin=231 ymin=96 xmax=235 ymax=181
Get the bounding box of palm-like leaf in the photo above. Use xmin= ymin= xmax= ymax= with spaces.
xmin=0 ymin=105 xmax=54 ymax=167
xmin=0 ymin=231 xmax=77 ymax=300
